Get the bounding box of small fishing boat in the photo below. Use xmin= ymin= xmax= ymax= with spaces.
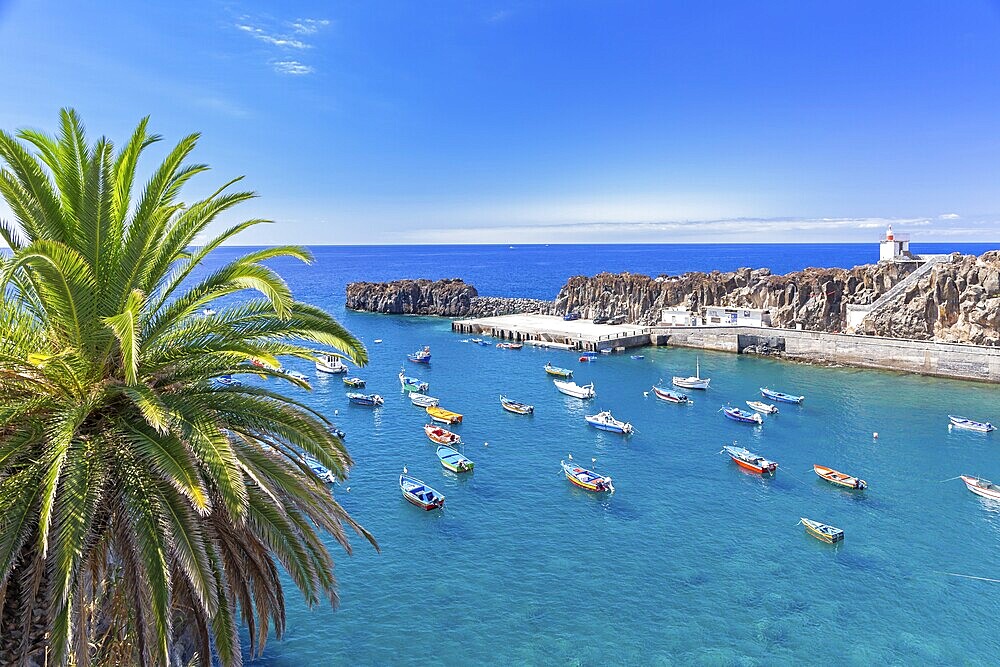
xmin=579 ymin=356 xmax=596 ymax=363
xmin=373 ymin=339 xmax=383 ymax=344
xmin=399 ymin=371 xmax=429 ymax=393
xmin=585 ymin=411 xmax=634 ymax=434
xmin=949 ymin=415 xmax=995 ymax=433
xmin=407 ymin=346 xmax=431 ymax=363
xmin=496 ymin=342 xmax=523 ymax=350
xmin=580 ymin=351 xmax=598 ymax=357
xmin=215 ymin=375 xmax=242 ymax=387
xmin=960 ymin=475 xmax=1000 ymax=501
xmin=470 ymin=338 xmax=482 ymax=344
xmin=672 ymin=358 xmax=710 ymax=390
xmin=436 ymin=446 xmax=474 ymax=473
xmin=760 ymin=387 xmax=804 ymax=404
xmin=553 ymin=379 xmax=596 ymax=399
xmin=347 ymin=392 xmax=383 ymax=407
xmin=474 ymin=339 xmax=491 ymax=346
xmin=399 ymin=473 xmax=445 ymax=510
xmin=301 ymin=455 xmax=336 ymax=484
xmin=800 ymin=518 xmax=844 ymax=544
xmin=746 ymin=400 xmax=778 ymax=415
xmin=544 ymin=363 xmax=573 ymax=378
xmin=723 ymin=406 xmax=763 ymax=425
xmin=722 ymin=444 xmax=777 ymax=474
xmin=315 ymin=353 xmax=348 ymax=374
xmin=631 ymin=355 xmax=644 ymax=360
xmin=201 ymin=308 xmax=216 ymax=317
xmin=329 ymin=426 xmax=346 ymax=439
xmin=561 ymin=460 xmax=614 ymax=493
xmin=410 ymin=393 xmax=440 ymax=408
xmin=500 ymin=395 xmax=534 ymax=415
xmin=426 ymin=406 xmax=463 ymax=424
xmin=283 ymin=369 xmax=309 ymax=383
xmin=651 ymin=386 xmax=689 ymax=404
xmin=425 ymin=424 xmax=462 ymax=445
xmin=343 ymin=376 xmax=366 ymax=388
xmin=814 ymin=464 xmax=867 ymax=490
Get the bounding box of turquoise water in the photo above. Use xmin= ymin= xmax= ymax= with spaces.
xmin=217 ymin=245 xmax=1000 ymax=664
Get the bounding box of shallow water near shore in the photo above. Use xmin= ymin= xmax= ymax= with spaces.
xmin=218 ymin=245 xmax=1000 ymax=664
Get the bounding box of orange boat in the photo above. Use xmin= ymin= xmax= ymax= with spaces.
xmin=722 ymin=445 xmax=777 ymax=474
xmin=424 ymin=424 xmax=462 ymax=446
xmin=814 ymin=464 xmax=867 ymax=490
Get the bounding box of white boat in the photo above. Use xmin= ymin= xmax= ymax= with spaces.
xmin=301 ymin=455 xmax=336 ymax=483
xmin=553 ymin=379 xmax=596 ymax=399
xmin=409 ymin=393 xmax=440 ymax=408
xmin=746 ymin=400 xmax=778 ymax=415
xmin=672 ymin=358 xmax=710 ymax=390
xmin=284 ymin=370 xmax=309 ymax=383
xmin=960 ymin=475 xmax=1000 ymax=501
xmin=201 ymin=308 xmax=216 ymax=317
xmin=949 ymin=415 xmax=995 ymax=433
xmin=315 ymin=353 xmax=348 ymax=374
xmin=585 ymin=410 xmax=633 ymax=434
xmin=374 ymin=339 xmax=383 ymax=344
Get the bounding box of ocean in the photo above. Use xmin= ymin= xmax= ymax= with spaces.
xmin=222 ymin=243 xmax=1000 ymax=665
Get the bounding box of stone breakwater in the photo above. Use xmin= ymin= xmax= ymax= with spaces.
xmin=345 ymin=278 xmax=551 ymax=317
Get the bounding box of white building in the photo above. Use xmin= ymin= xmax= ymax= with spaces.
xmin=703 ymin=306 xmax=772 ymax=327
xmin=879 ymin=224 xmax=911 ymax=262
xmin=660 ymin=308 xmax=699 ymax=326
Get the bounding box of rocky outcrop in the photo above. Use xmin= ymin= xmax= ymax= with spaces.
xmin=346 ymin=279 xmax=551 ymax=317
xmin=554 ymin=262 xmax=919 ymax=331
xmin=346 ymin=278 xmax=478 ymax=315
xmin=860 ymin=251 xmax=1000 ymax=345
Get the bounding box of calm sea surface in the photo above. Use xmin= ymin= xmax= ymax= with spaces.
xmin=217 ymin=244 xmax=1000 ymax=665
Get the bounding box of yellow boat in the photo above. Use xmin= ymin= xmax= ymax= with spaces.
xmin=426 ymin=406 xmax=463 ymax=424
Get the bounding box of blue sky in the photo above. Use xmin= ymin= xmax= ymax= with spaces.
xmin=1 ymin=0 xmax=1000 ymax=244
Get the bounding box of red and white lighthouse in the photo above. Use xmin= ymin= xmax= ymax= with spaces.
xmin=879 ymin=224 xmax=910 ymax=261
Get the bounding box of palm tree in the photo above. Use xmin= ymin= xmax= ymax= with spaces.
xmin=0 ymin=109 xmax=374 ymax=666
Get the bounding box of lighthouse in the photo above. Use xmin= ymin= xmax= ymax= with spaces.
xmin=879 ymin=224 xmax=910 ymax=262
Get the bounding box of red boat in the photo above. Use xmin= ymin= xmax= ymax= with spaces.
xmin=424 ymin=423 xmax=462 ymax=446
xmin=722 ymin=444 xmax=777 ymax=474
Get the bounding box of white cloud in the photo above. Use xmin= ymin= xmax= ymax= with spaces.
xmin=290 ymin=18 xmax=330 ymax=35
xmin=272 ymin=60 xmax=314 ymax=76
xmin=939 ymin=213 xmax=961 ymax=220
xmin=236 ymin=24 xmax=311 ymax=49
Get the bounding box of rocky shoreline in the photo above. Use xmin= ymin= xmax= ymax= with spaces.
xmin=345 ymin=251 xmax=1000 ymax=346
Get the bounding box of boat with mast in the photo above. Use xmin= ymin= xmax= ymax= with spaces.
xmin=672 ymin=358 xmax=710 ymax=390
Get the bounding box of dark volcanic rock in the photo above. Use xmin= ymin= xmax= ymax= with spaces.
xmin=346 ymin=279 xmax=552 ymax=317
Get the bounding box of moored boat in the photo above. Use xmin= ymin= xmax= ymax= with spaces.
xmin=553 ymin=379 xmax=596 ymax=399
xmin=722 ymin=444 xmax=777 ymax=474
xmin=561 ymin=460 xmax=614 ymax=493
xmin=301 ymin=455 xmax=336 ymax=484
xmin=399 ymin=371 xmax=429 ymax=393
xmin=496 ymin=342 xmax=523 ymax=350
xmin=425 ymin=423 xmax=462 ymax=445
xmin=544 ymin=363 xmax=573 ymax=378
xmin=500 ymin=395 xmax=534 ymax=414
xmin=814 ymin=464 xmax=867 ymax=490
xmin=282 ymin=369 xmax=309 ymax=383
xmin=652 ymin=385 xmax=689 ymax=404
xmin=579 ymin=355 xmax=596 ymax=363
xmin=746 ymin=400 xmax=778 ymax=414
xmin=760 ymin=387 xmax=804 ymax=404
xmin=410 ymin=393 xmax=440 ymax=408
xmin=960 ymin=475 xmax=1000 ymax=501
xmin=585 ymin=410 xmax=634 ymax=434
xmin=949 ymin=415 xmax=995 ymax=433
xmin=399 ymin=473 xmax=445 ymax=510
xmin=672 ymin=358 xmax=710 ymax=390
xmin=426 ymin=406 xmax=463 ymax=424
xmin=436 ymin=446 xmax=474 ymax=473
xmin=631 ymin=355 xmax=644 ymax=360
xmin=346 ymin=392 xmax=383 ymax=407
xmin=214 ymin=374 xmax=242 ymax=387
xmin=315 ymin=353 xmax=348 ymax=374
xmin=407 ymin=345 xmax=432 ymax=363
xmin=800 ymin=517 xmax=844 ymax=544
xmin=343 ymin=376 xmax=366 ymax=388
xmin=723 ymin=406 xmax=763 ymax=425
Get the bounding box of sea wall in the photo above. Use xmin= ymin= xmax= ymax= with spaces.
xmin=345 ymin=278 xmax=551 ymax=317
xmin=652 ymin=326 xmax=1000 ymax=382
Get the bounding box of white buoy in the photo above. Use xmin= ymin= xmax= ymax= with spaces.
xmin=568 ymin=453 xmax=573 ymax=460
xmin=345 ymin=487 xmax=351 ymax=492
xmin=643 ymin=391 xmax=649 ymax=397
xmin=402 ymin=466 xmax=407 ymax=474
xmin=484 ymin=441 xmax=489 ymax=447
xmin=334 ymin=409 xmax=339 ymax=416
xmin=873 ymin=432 xmax=879 ymax=439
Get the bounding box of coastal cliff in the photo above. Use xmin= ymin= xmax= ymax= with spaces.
xmin=860 ymin=251 xmax=1000 ymax=345
xmin=345 ymin=278 xmax=551 ymax=317
xmin=554 ymin=262 xmax=918 ymax=331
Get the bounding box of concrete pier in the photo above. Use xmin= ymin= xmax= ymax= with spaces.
xmin=452 ymin=314 xmax=650 ymax=351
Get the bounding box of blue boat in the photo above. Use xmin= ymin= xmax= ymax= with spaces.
xmin=399 ymin=371 xmax=429 ymax=392
xmin=723 ymin=406 xmax=763 ymax=425
xmin=399 ymin=472 xmax=445 ymax=510
xmin=760 ymin=387 xmax=804 ymax=404
xmin=631 ymin=355 xmax=644 ymax=360
xmin=407 ymin=345 xmax=431 ymax=363
xmin=347 ymin=392 xmax=384 ymax=407
xmin=215 ymin=375 xmax=242 ymax=387
xmin=584 ymin=410 xmax=634 ymax=434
